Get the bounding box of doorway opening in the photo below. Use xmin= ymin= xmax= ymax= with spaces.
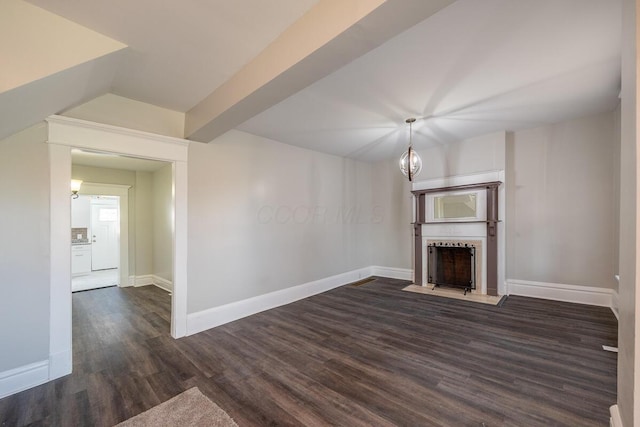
xmin=70 ymin=147 xmax=174 ymax=302
xmin=72 ymin=195 xmax=121 ymax=292
xmin=47 ymin=115 xmax=188 ymax=383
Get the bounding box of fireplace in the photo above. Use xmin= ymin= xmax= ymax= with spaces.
xmin=412 ymin=179 xmax=503 ymax=296
xmin=428 ymin=243 xmax=476 ymax=293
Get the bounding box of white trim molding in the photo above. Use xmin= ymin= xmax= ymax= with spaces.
xmin=133 ymin=275 xmax=173 ymax=293
xmin=187 ymin=267 xmax=372 ymax=335
xmin=48 ymin=349 xmax=72 ymax=381
xmin=610 ymin=404 xmax=623 ymax=427
xmin=47 ymin=115 xmax=189 ymax=373
xmin=171 ymin=160 xmax=188 ymax=337
xmin=133 ymin=275 xmax=155 ymax=287
xmin=48 ymin=143 xmax=72 ymax=382
xmin=46 ymin=115 xmax=188 ymax=162
xmin=506 ymin=279 xmax=613 ymax=307
xmin=152 ymin=276 xmax=173 ymax=293
xmin=610 ymin=289 xmax=619 ymax=321
xmin=0 ymin=360 xmax=49 ymax=399
xmin=371 ymin=266 xmax=413 ymax=281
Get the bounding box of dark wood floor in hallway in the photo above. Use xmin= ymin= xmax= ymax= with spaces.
xmin=0 ymin=277 xmax=617 ymax=426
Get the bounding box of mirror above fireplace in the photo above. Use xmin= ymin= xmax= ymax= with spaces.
xmin=427 ymin=189 xmax=487 ymax=222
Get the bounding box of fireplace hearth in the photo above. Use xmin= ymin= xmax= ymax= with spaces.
xmin=428 ymin=243 xmax=476 ymax=293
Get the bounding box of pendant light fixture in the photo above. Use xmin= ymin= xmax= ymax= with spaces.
xmin=399 ymin=118 xmax=422 ymax=181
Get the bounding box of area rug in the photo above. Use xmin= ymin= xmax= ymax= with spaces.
xmin=115 ymin=387 xmax=238 ymax=427
xmin=402 ymin=284 xmax=506 ymax=306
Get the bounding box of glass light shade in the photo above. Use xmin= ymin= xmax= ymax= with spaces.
xmin=70 ymin=179 xmax=83 ymax=193
xmin=399 ymin=147 xmax=422 ymax=181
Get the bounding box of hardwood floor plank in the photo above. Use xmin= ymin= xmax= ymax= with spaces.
xmin=255 ymin=369 xmax=397 ymax=427
xmin=0 ymin=279 xmax=617 ymax=426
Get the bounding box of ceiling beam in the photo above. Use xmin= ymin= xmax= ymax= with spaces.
xmin=185 ymin=0 xmax=455 ymax=143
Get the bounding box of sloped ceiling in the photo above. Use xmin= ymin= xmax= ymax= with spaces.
xmin=2 ymin=0 xmax=623 ymax=162
xmin=0 ymin=0 xmax=125 ymax=93
xmin=26 ymin=0 xmax=457 ymax=145
xmin=0 ymin=0 xmax=126 ymax=140
xmin=26 ymin=0 xmax=320 ymax=112
xmin=0 ymin=53 xmax=124 ymax=141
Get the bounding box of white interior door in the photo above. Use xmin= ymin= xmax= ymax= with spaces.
xmin=91 ymin=200 xmax=120 ymax=270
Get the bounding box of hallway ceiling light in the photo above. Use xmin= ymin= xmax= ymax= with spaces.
xmin=71 ymin=179 xmax=83 ymax=198
xmin=399 ymin=118 xmax=422 ymax=182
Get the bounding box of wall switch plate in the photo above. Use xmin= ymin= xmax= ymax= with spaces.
xmin=77 ymin=234 xmax=82 ymax=239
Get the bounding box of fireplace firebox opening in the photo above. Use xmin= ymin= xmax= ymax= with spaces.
xmin=428 ymin=243 xmax=476 ymax=294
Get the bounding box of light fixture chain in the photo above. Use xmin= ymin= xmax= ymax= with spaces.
xmin=406 ymin=117 xmax=416 ymax=149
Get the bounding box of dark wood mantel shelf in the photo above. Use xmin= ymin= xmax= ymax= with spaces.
xmin=413 ymin=220 xmax=503 ymax=225
xmin=411 ymin=181 xmax=502 ymax=196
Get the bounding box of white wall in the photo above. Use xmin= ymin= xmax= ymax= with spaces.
xmin=62 ymin=93 xmax=185 ymax=138
xmin=152 ymin=164 xmax=174 ymax=286
xmin=507 ymin=111 xmax=617 ymax=289
xmin=135 ymin=171 xmax=153 ymax=276
xmin=415 ymin=131 xmax=506 ymax=179
xmin=0 ymin=124 xmax=50 ymax=372
xmin=187 ymin=130 xmax=373 ymax=313
xmin=370 ymin=157 xmax=412 ymax=269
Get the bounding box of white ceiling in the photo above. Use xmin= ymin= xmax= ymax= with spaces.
xmin=27 ymin=0 xmax=320 ymax=112
xmin=72 ymin=149 xmax=169 ymax=172
xmin=239 ymin=0 xmax=622 ymax=161
xmin=20 ymin=0 xmax=622 ymax=163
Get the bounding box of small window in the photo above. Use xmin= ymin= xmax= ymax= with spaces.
xmin=99 ymin=208 xmax=118 ymax=222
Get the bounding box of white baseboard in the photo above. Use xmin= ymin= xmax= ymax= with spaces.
xmin=151 ymin=275 xmax=173 ymax=293
xmin=0 ymin=360 xmax=49 ymax=399
xmin=186 ymin=267 xmax=372 ymax=336
xmin=186 ymin=268 xmax=615 ymax=338
xmin=133 ymin=274 xmax=172 ymax=292
xmin=610 ymin=404 xmax=623 ymax=427
xmin=48 ymin=349 xmax=71 ymax=380
xmin=506 ymin=279 xmax=613 ymax=307
xmin=371 ymin=266 xmax=413 ymax=281
xmin=133 ymin=274 xmax=154 ymax=287
xmin=611 ymin=290 xmax=619 ymax=321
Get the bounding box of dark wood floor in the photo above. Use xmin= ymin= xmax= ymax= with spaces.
xmin=0 ymin=278 xmax=617 ymax=426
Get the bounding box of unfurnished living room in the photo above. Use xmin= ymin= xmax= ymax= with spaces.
xmin=0 ymin=0 xmax=636 ymax=426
